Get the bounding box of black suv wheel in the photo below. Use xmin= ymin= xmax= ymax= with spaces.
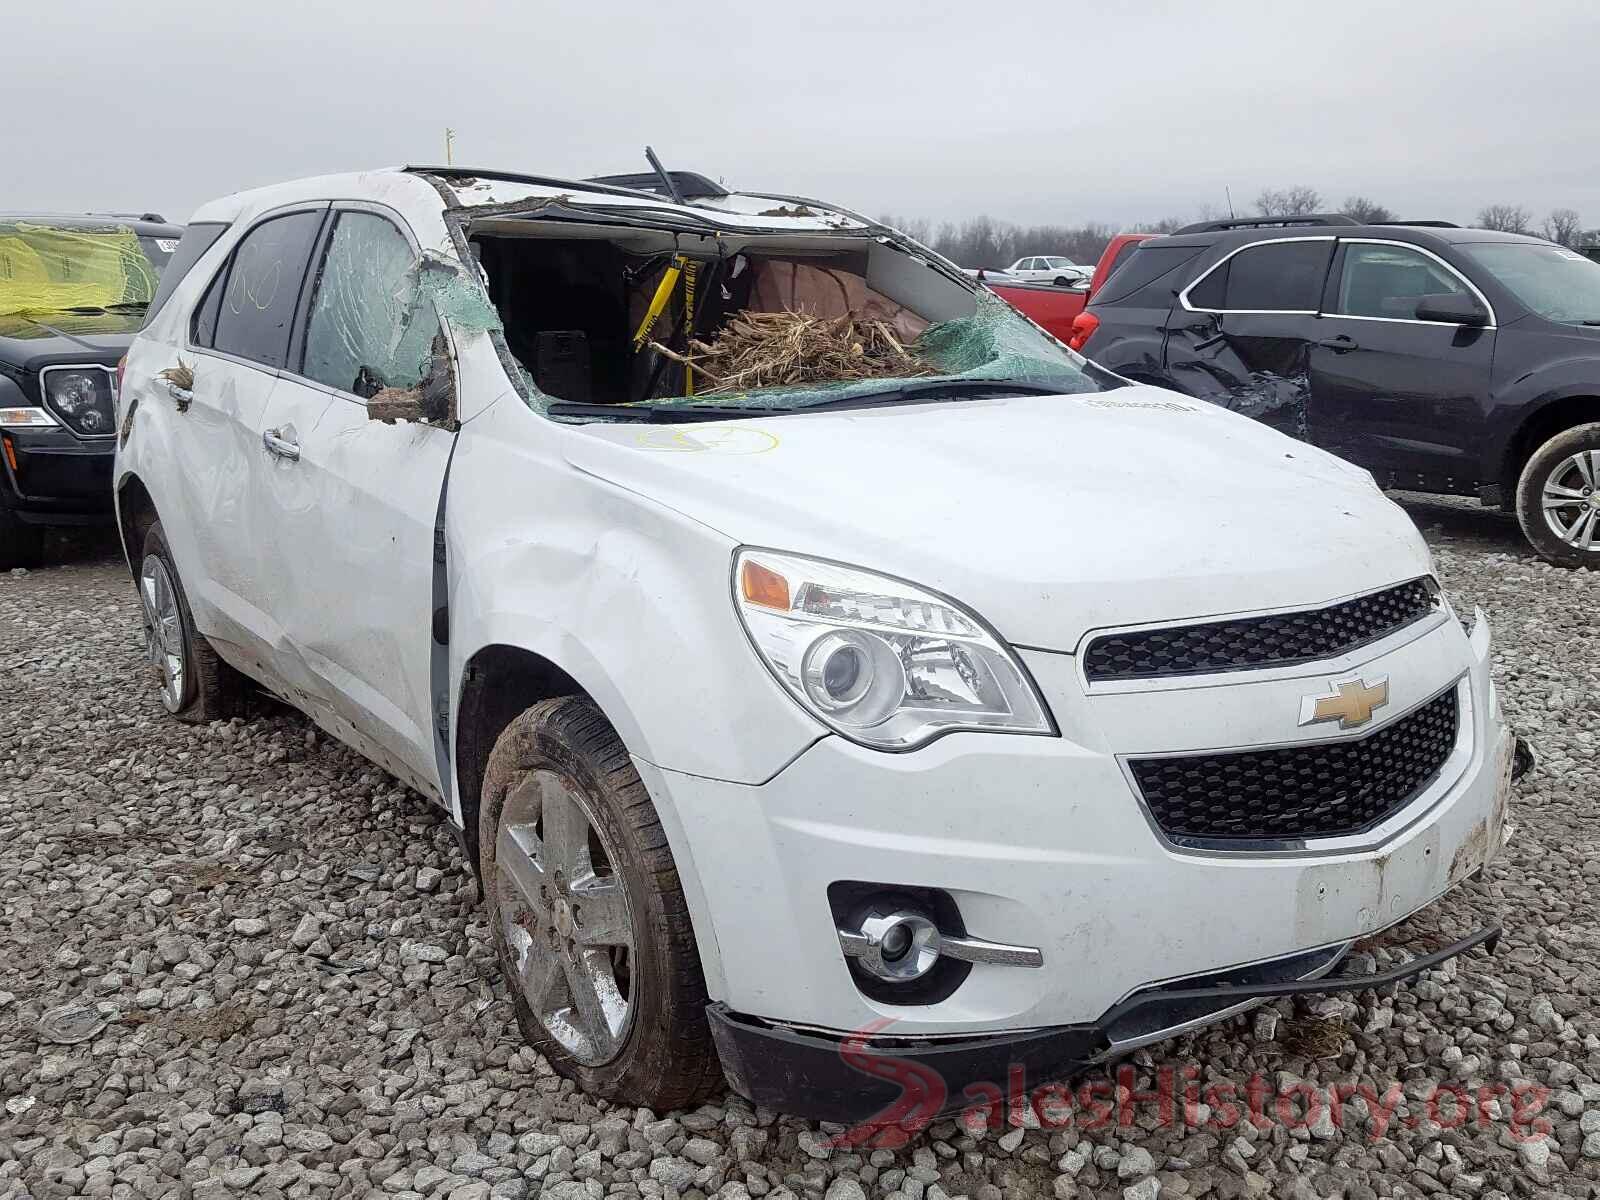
xmin=1515 ymin=422 xmax=1600 ymax=567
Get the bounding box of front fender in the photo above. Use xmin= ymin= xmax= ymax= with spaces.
xmin=445 ymin=405 xmax=826 ymax=797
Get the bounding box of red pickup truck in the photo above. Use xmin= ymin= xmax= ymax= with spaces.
xmin=977 ymin=232 xmax=1152 ymax=348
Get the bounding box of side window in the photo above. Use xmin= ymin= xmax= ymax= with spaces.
xmin=1187 ymin=240 xmax=1332 ymax=312
xmin=211 ymin=210 xmax=325 ymax=370
xmin=1330 ymin=243 xmax=1471 ymax=320
xmin=1019 ymin=258 xmax=1037 ymax=271
xmin=191 ymin=266 xmax=226 ymax=347
xmin=300 ymin=211 xmax=442 ymax=397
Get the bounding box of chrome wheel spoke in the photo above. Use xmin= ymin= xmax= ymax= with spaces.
xmin=496 ymin=818 xmax=549 ymax=919
xmin=571 ymin=877 xmax=630 ymax=947
xmin=1573 ymin=450 xmax=1599 ymax=490
xmin=562 ymin=951 xmax=625 ymax=1059
xmin=1566 ymin=508 xmax=1598 ymax=548
xmin=498 ymin=769 xmax=635 ymax=1067
xmin=539 ymin=781 xmax=590 ymax=880
xmin=1543 ymin=482 xmax=1586 ymax=506
xmin=138 ymin=557 xmax=186 ymax=711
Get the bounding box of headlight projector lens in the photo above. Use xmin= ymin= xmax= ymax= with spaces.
xmin=801 ymin=630 xmax=904 ymax=726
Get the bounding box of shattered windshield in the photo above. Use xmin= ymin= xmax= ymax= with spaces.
xmin=473 ymin=230 xmax=1109 ymax=422
xmin=1459 ymin=241 xmax=1600 ymax=325
xmin=0 ymin=221 xmax=169 ymax=316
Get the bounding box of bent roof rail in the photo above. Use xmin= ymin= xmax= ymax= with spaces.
xmin=406 ymin=166 xmax=671 ymax=203
xmin=586 ymin=170 xmax=729 ymax=200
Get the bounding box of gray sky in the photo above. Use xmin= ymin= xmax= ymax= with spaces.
xmin=6 ymin=0 xmax=1597 ymax=232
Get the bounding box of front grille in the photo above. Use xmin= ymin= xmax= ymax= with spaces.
xmin=1085 ymin=578 xmax=1438 ymax=682
xmin=1129 ymin=687 xmax=1459 ymax=845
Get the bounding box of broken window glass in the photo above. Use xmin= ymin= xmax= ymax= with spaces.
xmin=303 ymin=212 xmax=441 ymax=397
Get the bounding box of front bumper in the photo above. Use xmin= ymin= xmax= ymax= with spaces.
xmin=708 ymin=924 xmax=1503 ymax=1125
xmin=1 ymin=426 xmax=114 ymax=521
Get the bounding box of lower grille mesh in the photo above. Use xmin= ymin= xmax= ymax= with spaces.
xmin=1129 ymin=688 xmax=1460 ymax=844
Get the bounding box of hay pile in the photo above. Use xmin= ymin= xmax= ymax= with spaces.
xmin=653 ymin=310 xmax=935 ymax=395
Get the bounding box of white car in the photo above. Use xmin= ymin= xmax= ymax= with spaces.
xmin=1007 ymin=255 xmax=1091 ymax=286
xmin=115 ymin=165 xmax=1519 ymax=1124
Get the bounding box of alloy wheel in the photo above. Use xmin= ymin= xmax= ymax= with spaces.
xmin=497 ymin=769 xmax=635 ymax=1066
xmin=1540 ymin=450 xmax=1600 ymax=551
xmin=139 ymin=556 xmax=186 ymax=712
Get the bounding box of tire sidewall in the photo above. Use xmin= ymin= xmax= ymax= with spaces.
xmin=1516 ymin=422 xmax=1600 ymax=568
xmin=478 ymin=701 xmax=684 ymax=1098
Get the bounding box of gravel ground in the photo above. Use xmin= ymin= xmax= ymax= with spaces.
xmin=3 ymin=505 xmax=1598 ymax=1200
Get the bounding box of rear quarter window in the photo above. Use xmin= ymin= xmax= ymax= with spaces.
xmin=142 ymin=222 xmax=228 ymax=326
xmin=1093 ymin=244 xmax=1206 ymax=306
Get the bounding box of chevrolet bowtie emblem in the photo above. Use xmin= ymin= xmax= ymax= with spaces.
xmin=1301 ymin=677 xmax=1390 ymax=729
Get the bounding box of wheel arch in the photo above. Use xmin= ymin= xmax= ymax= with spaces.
xmin=115 ymin=474 xmax=160 ymax=576
xmin=1500 ymin=394 xmax=1600 ymax=500
xmin=453 ymin=643 xmax=587 ymax=873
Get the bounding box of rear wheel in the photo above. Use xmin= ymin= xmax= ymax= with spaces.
xmin=479 ymin=697 xmax=721 ymax=1109
xmin=0 ymin=501 xmax=44 ymax=569
xmin=1515 ymin=423 xmax=1600 ymax=567
xmin=138 ymin=522 xmax=245 ymax=721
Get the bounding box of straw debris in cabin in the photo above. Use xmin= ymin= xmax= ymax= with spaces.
xmin=657 ymin=310 xmax=937 ymax=395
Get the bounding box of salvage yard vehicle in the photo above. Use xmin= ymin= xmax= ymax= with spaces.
xmin=1006 ymin=255 xmax=1090 ymax=286
xmin=1076 ymin=213 xmax=1600 ymax=566
xmin=983 ymin=233 xmax=1155 ymax=342
xmin=116 ymin=165 xmax=1524 ymax=1121
xmin=0 ymin=213 xmax=180 ymax=566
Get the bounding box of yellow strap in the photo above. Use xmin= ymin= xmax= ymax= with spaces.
xmin=681 ymin=261 xmax=698 ymax=396
xmin=632 ymin=257 xmax=684 ymax=351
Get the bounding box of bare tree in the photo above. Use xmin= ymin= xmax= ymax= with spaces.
xmin=1541 ymin=208 xmax=1583 ymax=247
xmin=1476 ymin=204 xmax=1532 ymax=233
xmin=1256 ymin=186 xmax=1323 ymax=217
xmin=1341 ymin=196 xmax=1395 ymax=224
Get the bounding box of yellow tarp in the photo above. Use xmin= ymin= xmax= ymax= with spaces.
xmin=0 ymin=222 xmax=161 ymax=316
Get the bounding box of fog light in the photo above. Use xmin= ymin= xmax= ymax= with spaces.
xmin=850 ymin=907 xmax=941 ymax=982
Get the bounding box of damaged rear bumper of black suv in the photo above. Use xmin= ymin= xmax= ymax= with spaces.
xmin=707 ymin=924 xmax=1502 ymax=1126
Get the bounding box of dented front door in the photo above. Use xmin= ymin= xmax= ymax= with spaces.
xmin=252 ymin=206 xmax=456 ymax=799
xmin=1161 ymin=238 xmax=1333 ymax=440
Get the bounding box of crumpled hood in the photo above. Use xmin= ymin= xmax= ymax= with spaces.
xmin=563 ymin=387 xmax=1433 ymax=652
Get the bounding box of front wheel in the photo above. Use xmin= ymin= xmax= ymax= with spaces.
xmin=479 ymin=697 xmax=721 ymax=1109
xmin=138 ymin=522 xmax=245 ymax=720
xmin=1514 ymin=423 xmax=1600 ymax=567
xmin=1053 ymin=276 xmax=1071 ymax=287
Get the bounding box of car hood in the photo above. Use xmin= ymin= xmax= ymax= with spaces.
xmin=0 ymin=310 xmax=141 ymax=369
xmin=562 ymin=387 xmax=1433 ymax=652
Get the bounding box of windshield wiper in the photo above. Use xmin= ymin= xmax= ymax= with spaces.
xmin=795 ymin=378 xmax=1068 ymax=412
xmin=548 ymin=380 xmax=1076 ymax=424
xmin=547 ymin=401 xmax=788 ymax=424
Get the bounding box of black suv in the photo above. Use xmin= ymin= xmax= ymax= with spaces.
xmin=1 ymin=213 xmax=183 ymax=567
xmin=1078 ymin=214 xmax=1600 ymax=566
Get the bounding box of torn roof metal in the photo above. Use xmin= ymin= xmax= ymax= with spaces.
xmin=406 ymin=166 xmax=872 ymax=233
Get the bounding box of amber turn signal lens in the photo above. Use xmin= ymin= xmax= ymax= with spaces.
xmin=2 ymin=434 xmax=16 ymax=474
xmin=740 ymin=559 xmax=790 ymax=610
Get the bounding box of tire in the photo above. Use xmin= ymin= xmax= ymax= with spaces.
xmin=1053 ymin=276 xmax=1071 ymax=287
xmin=0 ymin=501 xmax=44 ymax=569
xmin=479 ymin=696 xmax=721 ymax=1110
xmin=1514 ymin=422 xmax=1600 ymax=568
xmin=138 ymin=522 xmax=245 ymax=721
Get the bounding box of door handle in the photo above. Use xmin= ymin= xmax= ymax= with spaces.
xmin=262 ymin=427 xmax=300 ymax=461
xmin=1317 ymin=335 xmax=1359 ymax=352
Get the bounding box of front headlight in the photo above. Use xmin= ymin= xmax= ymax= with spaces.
xmin=733 ymin=548 xmax=1054 ymax=750
xmin=42 ymin=368 xmax=116 ymax=436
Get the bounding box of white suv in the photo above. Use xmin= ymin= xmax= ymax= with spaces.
xmin=115 ymin=165 xmax=1518 ymax=1124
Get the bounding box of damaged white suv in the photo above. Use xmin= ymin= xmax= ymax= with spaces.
xmin=116 ymin=164 xmax=1524 ymax=1123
